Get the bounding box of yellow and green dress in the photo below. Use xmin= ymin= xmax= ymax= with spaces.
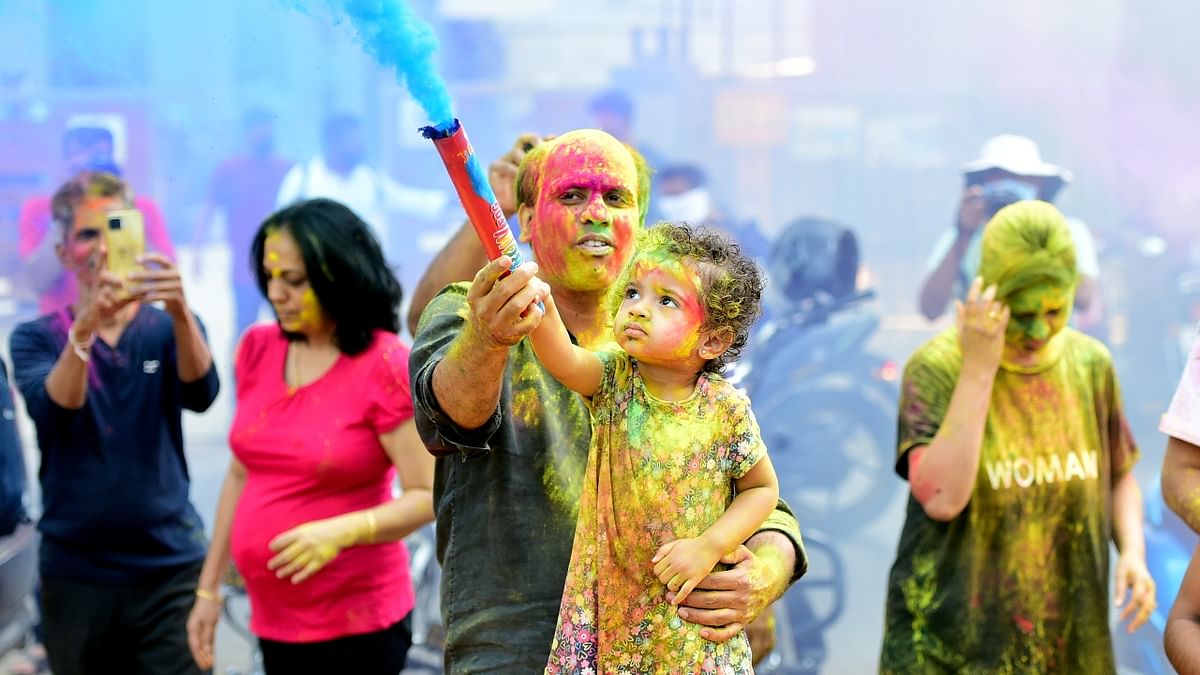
xmin=546 ymin=349 xmax=765 ymax=675
xmin=880 ymin=327 xmax=1139 ymax=674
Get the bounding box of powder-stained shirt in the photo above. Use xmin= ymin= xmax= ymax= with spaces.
xmin=18 ymin=195 xmax=177 ymax=314
xmin=1161 ymin=328 xmax=1200 ymax=447
xmin=546 ymin=350 xmax=762 ymax=674
xmin=410 ymin=283 xmax=806 ymax=674
xmin=881 ymin=327 xmax=1138 ymax=674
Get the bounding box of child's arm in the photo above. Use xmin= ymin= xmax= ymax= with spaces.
xmin=528 ymin=291 xmax=604 ymax=397
xmin=1167 ymin=545 xmax=1200 ymax=674
xmin=1112 ymin=471 xmax=1155 ymax=633
xmin=652 ymin=455 xmax=779 ymax=605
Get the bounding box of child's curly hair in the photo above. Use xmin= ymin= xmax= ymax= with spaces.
xmin=617 ymin=222 xmax=765 ymax=374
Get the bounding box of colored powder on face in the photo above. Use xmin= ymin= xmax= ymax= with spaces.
xmin=264 ymin=231 xmax=286 ymax=267
xmin=1005 ymin=282 xmax=1072 ymax=344
xmin=298 ymin=288 xmax=322 ymax=331
xmin=619 ymin=254 xmax=706 ymax=362
xmin=529 ymin=131 xmax=641 ymax=291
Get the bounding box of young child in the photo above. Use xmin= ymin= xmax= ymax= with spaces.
xmin=531 ymin=222 xmax=779 ymax=674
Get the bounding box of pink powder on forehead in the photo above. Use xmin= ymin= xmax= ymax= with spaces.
xmin=541 ymin=131 xmax=637 ymax=191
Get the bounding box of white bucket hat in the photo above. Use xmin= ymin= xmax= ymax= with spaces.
xmin=961 ymin=134 xmax=1074 ymax=183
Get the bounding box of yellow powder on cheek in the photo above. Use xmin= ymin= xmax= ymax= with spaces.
xmin=298 ymin=288 xmax=323 ymax=330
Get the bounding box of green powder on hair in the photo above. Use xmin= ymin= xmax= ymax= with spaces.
xmin=978 ymin=200 xmax=1077 ymax=301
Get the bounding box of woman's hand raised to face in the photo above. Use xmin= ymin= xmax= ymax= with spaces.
xmin=956 ymin=276 xmax=1009 ymax=378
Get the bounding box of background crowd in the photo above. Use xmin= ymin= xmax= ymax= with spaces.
xmin=1 ymin=1 xmax=1199 ymax=673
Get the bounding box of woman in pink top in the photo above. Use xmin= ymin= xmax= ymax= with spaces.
xmin=185 ymin=199 xmax=434 ymax=674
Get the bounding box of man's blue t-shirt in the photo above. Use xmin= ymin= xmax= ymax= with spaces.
xmin=9 ymin=306 xmax=219 ymax=584
xmin=0 ymin=358 xmax=27 ymax=537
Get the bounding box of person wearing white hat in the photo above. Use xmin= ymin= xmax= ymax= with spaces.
xmin=918 ymin=135 xmax=1101 ymax=324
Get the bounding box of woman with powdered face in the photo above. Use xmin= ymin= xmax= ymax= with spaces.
xmin=879 ymin=200 xmax=1154 ymax=673
xmin=185 ymin=199 xmax=434 ymax=674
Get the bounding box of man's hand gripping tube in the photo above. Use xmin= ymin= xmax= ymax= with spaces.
xmin=422 ymin=119 xmax=541 ymax=310
xmin=421 ymin=119 xmax=526 ymax=269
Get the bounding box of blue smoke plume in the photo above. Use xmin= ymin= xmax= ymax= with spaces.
xmin=309 ymin=0 xmax=455 ymax=130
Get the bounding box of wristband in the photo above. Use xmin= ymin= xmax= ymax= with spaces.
xmin=365 ymin=509 xmax=378 ymax=544
xmin=68 ymin=327 xmax=97 ymax=364
xmin=195 ymin=588 xmax=221 ymax=603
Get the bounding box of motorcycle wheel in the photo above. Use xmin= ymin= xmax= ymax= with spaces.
xmin=756 ymin=385 xmax=899 ymax=529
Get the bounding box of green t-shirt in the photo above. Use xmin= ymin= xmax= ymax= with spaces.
xmin=880 ymin=327 xmax=1138 ymax=674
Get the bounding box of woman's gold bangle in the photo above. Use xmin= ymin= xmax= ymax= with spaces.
xmin=195 ymin=588 xmax=221 ymax=603
xmin=365 ymin=509 xmax=378 ymax=545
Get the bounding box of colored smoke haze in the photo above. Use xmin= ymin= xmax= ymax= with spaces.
xmin=296 ymin=0 xmax=454 ymax=130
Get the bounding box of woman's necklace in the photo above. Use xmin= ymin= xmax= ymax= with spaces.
xmin=287 ymin=343 xmax=301 ymax=396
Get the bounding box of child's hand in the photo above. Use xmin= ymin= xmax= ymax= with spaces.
xmin=652 ymin=537 xmax=724 ymax=605
xmin=1114 ymin=551 xmax=1156 ymax=633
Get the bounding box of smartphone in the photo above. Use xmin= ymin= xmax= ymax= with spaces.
xmin=104 ymin=208 xmax=145 ymax=282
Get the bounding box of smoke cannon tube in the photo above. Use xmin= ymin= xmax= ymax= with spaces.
xmin=422 ymin=119 xmax=526 ymax=272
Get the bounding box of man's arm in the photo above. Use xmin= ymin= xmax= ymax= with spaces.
xmin=131 ymin=254 xmax=212 ymax=384
xmin=918 ymin=236 xmax=970 ymax=320
xmin=130 ymin=253 xmax=219 ymax=411
xmin=40 ymin=271 xmax=135 ymax=410
xmin=429 ymin=258 xmax=547 ymax=430
xmin=670 ymin=502 xmax=803 ymax=643
xmin=918 ymin=187 xmax=986 ymax=321
xmin=1167 ymin=546 xmax=1200 ymax=674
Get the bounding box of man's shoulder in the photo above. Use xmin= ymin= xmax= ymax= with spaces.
xmin=12 ymin=312 xmax=65 ymax=342
xmin=414 ymin=282 xmax=472 ymax=337
xmin=9 ymin=314 xmax=68 ymax=368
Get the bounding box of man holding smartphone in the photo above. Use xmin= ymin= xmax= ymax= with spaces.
xmin=917 ymin=135 xmax=1103 ymax=329
xmin=18 ymin=126 xmax=177 ymax=316
xmin=8 ymin=171 xmax=219 ymax=675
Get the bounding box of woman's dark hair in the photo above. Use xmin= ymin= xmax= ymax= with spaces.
xmin=250 ymin=198 xmax=402 ymax=355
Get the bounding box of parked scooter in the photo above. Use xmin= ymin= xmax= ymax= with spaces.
xmin=730 ymin=217 xmax=901 ymax=529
